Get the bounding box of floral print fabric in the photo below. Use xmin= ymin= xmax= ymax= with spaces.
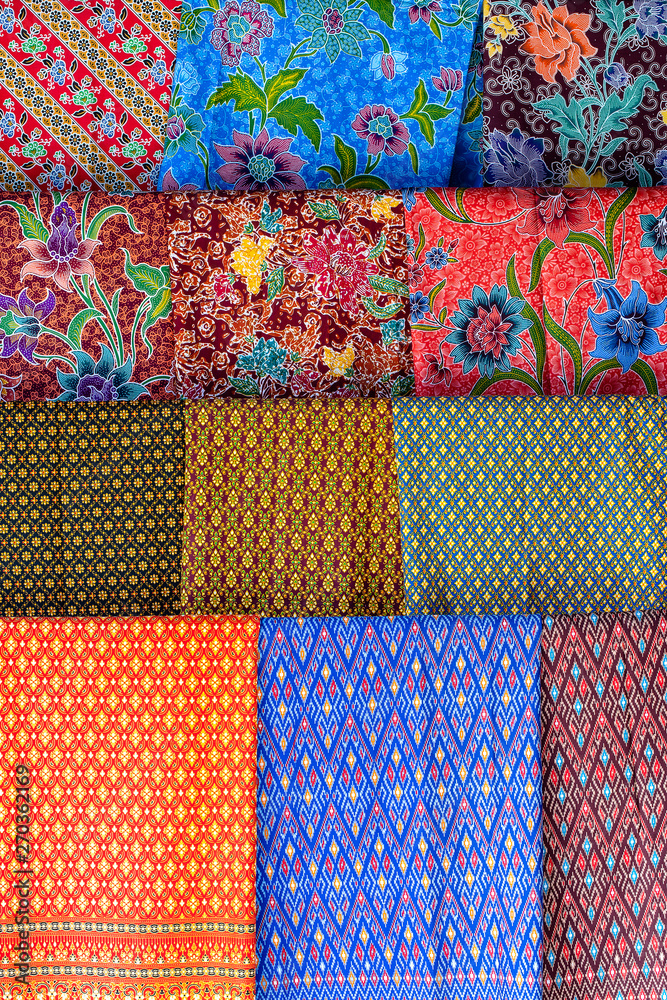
xmin=405 ymin=186 xmax=667 ymax=395
xmin=483 ymin=0 xmax=667 ymax=188
xmin=0 ymin=191 xmax=175 ymax=401
xmin=158 ymin=0 xmax=479 ymax=192
xmin=0 ymin=401 xmax=185 ymax=617
xmin=181 ymin=399 xmax=405 ymax=615
xmin=393 ymin=395 xmax=667 ymax=615
xmin=0 ymin=0 xmax=180 ymax=192
xmin=168 ymin=190 xmax=412 ymax=398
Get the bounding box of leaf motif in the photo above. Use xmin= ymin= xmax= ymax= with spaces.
xmin=528 ymin=237 xmax=556 ymax=293
xmin=180 ymin=8 xmax=207 ymax=43
xmin=206 ymin=70 xmax=267 ymax=113
xmin=462 ymin=93 xmax=482 ymax=125
xmin=345 ymin=174 xmax=389 ymax=190
xmin=543 ymin=301 xmax=581 ymax=392
xmin=424 ymin=188 xmax=467 ymax=223
xmin=595 ymin=0 xmax=624 ymax=32
xmin=408 ymin=141 xmax=419 ymax=175
xmin=86 ymin=205 xmax=142 ymax=241
xmin=367 ymin=232 xmax=387 ymax=259
xmin=604 ymin=186 xmax=636 ymax=265
xmin=228 ymin=375 xmax=261 ymax=395
xmin=360 ymin=0 xmax=394 ymax=27
xmin=424 ymin=103 xmax=453 ymax=121
xmin=390 ymin=374 xmax=415 ymax=397
xmin=308 ymin=200 xmax=341 ymax=220
xmin=0 ymin=201 xmax=49 ymax=243
xmin=140 ymin=287 xmax=172 ymax=354
xmin=631 ymin=358 xmax=659 ymax=395
xmin=427 ymin=277 xmax=447 ymax=313
xmin=469 ymin=368 xmax=544 ymax=396
xmin=533 ymin=93 xmax=588 ymax=144
xmin=334 ymin=134 xmax=357 ymax=182
xmin=123 ymin=251 xmax=166 ymax=295
xmin=111 ymin=288 xmax=121 ymax=318
xmin=260 ymin=0 xmax=286 ymax=15
xmin=415 ymin=222 xmax=426 ymax=261
xmin=270 ymin=96 xmax=324 ymax=151
xmin=361 ymin=296 xmax=403 ymax=318
xmin=507 ymin=255 xmax=546 ymax=386
xmin=266 ymin=266 xmax=284 ymax=301
xmin=369 ymin=274 xmax=408 ymax=296
xmin=66 ymin=308 xmax=103 ymax=348
xmin=564 ymin=231 xmax=614 ymax=277
xmin=596 ymin=74 xmax=658 ymax=138
xmin=265 ymin=68 xmax=307 ymax=110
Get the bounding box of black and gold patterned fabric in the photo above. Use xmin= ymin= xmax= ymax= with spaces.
xmin=0 ymin=402 xmax=185 ymax=616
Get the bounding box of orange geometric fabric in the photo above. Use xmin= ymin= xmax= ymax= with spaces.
xmin=2 ymin=615 xmax=259 ymax=998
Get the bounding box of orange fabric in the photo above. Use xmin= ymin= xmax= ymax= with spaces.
xmin=2 ymin=615 xmax=259 ymax=998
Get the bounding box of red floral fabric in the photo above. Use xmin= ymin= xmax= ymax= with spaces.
xmin=406 ymin=187 xmax=667 ymax=396
xmin=0 ymin=0 xmax=180 ymax=193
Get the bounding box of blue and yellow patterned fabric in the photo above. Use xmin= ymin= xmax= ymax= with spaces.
xmin=392 ymin=397 xmax=667 ymax=616
xmin=256 ymin=614 xmax=544 ymax=1000
xmin=159 ymin=0 xmax=479 ymax=191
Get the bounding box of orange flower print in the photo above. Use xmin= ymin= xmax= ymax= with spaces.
xmin=520 ymin=3 xmax=596 ymax=83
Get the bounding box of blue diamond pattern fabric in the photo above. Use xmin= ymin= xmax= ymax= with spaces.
xmin=257 ymin=614 xmax=544 ymax=1000
xmin=392 ymin=396 xmax=667 ymax=616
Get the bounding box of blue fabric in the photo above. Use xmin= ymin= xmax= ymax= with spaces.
xmin=449 ymin=1 xmax=483 ymax=187
xmin=159 ymin=0 xmax=479 ymax=191
xmin=256 ymin=614 xmax=544 ymax=1000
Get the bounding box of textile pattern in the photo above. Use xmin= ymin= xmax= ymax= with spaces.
xmin=181 ymin=399 xmax=405 ymax=616
xmin=158 ymin=0 xmax=479 ymax=192
xmin=0 ymin=401 xmax=185 ymax=617
xmin=1 ymin=615 xmax=259 ymax=996
xmin=449 ymin=1 xmax=483 ymax=187
xmin=167 ymin=189 xmax=412 ymax=400
xmin=404 ymin=187 xmax=667 ymax=396
xmin=392 ymin=396 xmax=667 ymax=615
xmin=0 ymin=0 xmax=180 ymax=193
xmin=0 ymin=191 xmax=176 ymax=401
xmin=483 ymin=0 xmax=667 ymax=188
xmin=541 ymin=610 xmax=667 ymax=1000
xmin=256 ymin=613 xmax=543 ymax=1000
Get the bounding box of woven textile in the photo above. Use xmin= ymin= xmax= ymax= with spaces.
xmin=0 ymin=192 xmax=175 ymax=401
xmin=404 ymin=187 xmax=667 ymax=396
xmin=168 ymin=190 xmax=412 ymax=399
xmin=393 ymin=396 xmax=667 ymax=615
xmin=0 ymin=0 xmax=180 ymax=192
xmin=181 ymin=399 xmax=405 ymax=615
xmin=483 ymin=0 xmax=666 ymax=188
xmin=158 ymin=0 xmax=479 ymax=192
xmin=1 ymin=615 xmax=258 ymax=997
xmin=541 ymin=610 xmax=667 ymax=1000
xmin=256 ymin=613 xmax=544 ymax=1000
xmin=0 ymin=401 xmax=185 ymax=616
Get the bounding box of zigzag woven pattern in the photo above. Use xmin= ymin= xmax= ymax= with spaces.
xmin=392 ymin=397 xmax=667 ymax=616
xmin=256 ymin=614 xmax=544 ymax=1000
xmin=541 ymin=610 xmax=667 ymax=1000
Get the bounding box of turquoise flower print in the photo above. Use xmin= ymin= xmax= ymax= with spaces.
xmin=295 ymin=0 xmax=371 ymax=62
xmin=237 ymin=337 xmax=289 ymax=384
xmin=446 ymin=284 xmax=530 ymax=378
xmin=640 ymin=205 xmax=667 ymax=262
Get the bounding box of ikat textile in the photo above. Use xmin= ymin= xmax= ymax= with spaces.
xmin=0 ymin=192 xmax=176 ymax=401
xmin=541 ymin=610 xmax=667 ymax=1000
xmin=405 ymin=187 xmax=667 ymax=396
xmin=483 ymin=0 xmax=667 ymax=188
xmin=0 ymin=401 xmax=185 ymax=617
xmin=0 ymin=0 xmax=180 ymax=193
xmin=256 ymin=614 xmax=544 ymax=1000
xmin=393 ymin=396 xmax=667 ymax=615
xmin=168 ymin=190 xmax=412 ymax=399
xmin=0 ymin=615 xmax=259 ymax=997
xmin=158 ymin=0 xmax=480 ymax=193
xmin=181 ymin=399 xmax=404 ymax=615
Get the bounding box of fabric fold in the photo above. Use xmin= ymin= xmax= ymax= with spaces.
xmin=256 ymin=613 xmax=544 ymax=1000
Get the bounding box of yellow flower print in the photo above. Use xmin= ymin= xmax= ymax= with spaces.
xmin=323 ymin=345 xmax=354 ymax=376
xmin=567 ymin=166 xmax=607 ymax=188
xmin=370 ymin=195 xmax=402 ymax=223
xmin=660 ymin=109 xmax=667 ymax=125
xmin=230 ymin=234 xmax=275 ymax=296
xmin=486 ymin=37 xmax=502 ymax=56
xmin=488 ymin=14 xmax=518 ymax=38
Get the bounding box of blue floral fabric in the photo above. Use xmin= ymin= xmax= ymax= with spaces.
xmin=449 ymin=0 xmax=483 ymax=186
xmin=256 ymin=613 xmax=544 ymax=1000
xmin=159 ymin=0 xmax=479 ymax=191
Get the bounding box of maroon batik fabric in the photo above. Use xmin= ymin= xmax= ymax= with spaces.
xmin=541 ymin=611 xmax=667 ymax=1000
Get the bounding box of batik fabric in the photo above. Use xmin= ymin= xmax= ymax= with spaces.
xmin=449 ymin=0 xmax=483 ymax=186
xmin=405 ymin=187 xmax=667 ymax=396
xmin=0 ymin=192 xmax=176 ymax=401
xmin=182 ymin=399 xmax=405 ymax=615
xmin=1 ymin=615 xmax=258 ymax=997
xmin=0 ymin=0 xmax=180 ymax=192
xmin=159 ymin=0 xmax=479 ymax=192
xmin=483 ymin=0 xmax=667 ymax=188
xmin=256 ymin=613 xmax=544 ymax=1000
xmin=393 ymin=396 xmax=667 ymax=615
xmin=0 ymin=401 xmax=185 ymax=616
xmin=168 ymin=190 xmax=412 ymax=399
xmin=541 ymin=610 xmax=667 ymax=1000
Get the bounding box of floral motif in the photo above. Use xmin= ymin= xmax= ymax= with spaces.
xmin=214 ymin=128 xmax=307 ymax=190
xmin=421 ymin=341 xmax=453 ymax=387
xmin=485 ymin=128 xmax=551 ymax=187
xmin=588 ymin=280 xmax=667 ymax=372
xmin=351 ymin=104 xmax=410 ymax=157
xmin=640 ymin=205 xmax=667 ymax=262
xmin=634 ymin=0 xmax=667 ymax=39
xmin=369 ymin=50 xmax=408 ymax=80
xmin=296 ymin=227 xmax=378 ymax=313
xmin=0 ymin=288 xmax=55 ymax=363
xmin=514 ymin=188 xmax=594 ymax=247
xmin=445 ymin=284 xmax=530 ymax=377
xmin=210 ymin=0 xmax=274 ymax=66
xmin=432 ymin=67 xmax=463 ymax=91
xmin=296 ymin=0 xmax=370 ymax=61
xmin=519 ymin=3 xmax=596 ymax=83
xmin=19 ymin=202 xmax=99 ymax=292
xmin=55 ymin=345 xmax=150 ymax=401
xmin=403 ymin=0 xmax=442 ymax=25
